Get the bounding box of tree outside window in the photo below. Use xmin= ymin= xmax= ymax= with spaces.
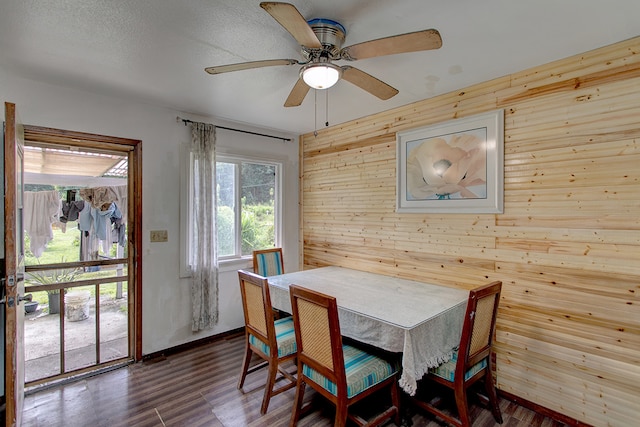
xmin=215 ymin=157 xmax=279 ymax=258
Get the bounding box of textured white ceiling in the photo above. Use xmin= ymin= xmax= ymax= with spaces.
xmin=1 ymin=0 xmax=638 ymax=135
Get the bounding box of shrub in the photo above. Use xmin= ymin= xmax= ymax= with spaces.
xmin=26 ymin=257 xmax=80 ymax=294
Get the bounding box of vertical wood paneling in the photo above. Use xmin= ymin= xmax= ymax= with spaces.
xmin=300 ymin=36 xmax=640 ymax=427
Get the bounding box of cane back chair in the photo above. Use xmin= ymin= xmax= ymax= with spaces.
xmin=288 ymin=284 xmax=400 ymax=427
xmin=252 ymin=247 xmax=284 ymax=277
xmin=411 ymin=281 xmax=503 ymax=427
xmin=237 ymin=270 xmax=296 ymax=414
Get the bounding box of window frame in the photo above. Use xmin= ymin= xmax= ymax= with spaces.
xmin=180 ymin=146 xmax=283 ymax=277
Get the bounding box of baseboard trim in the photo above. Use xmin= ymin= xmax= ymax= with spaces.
xmin=498 ymin=390 xmax=593 ymax=427
xmin=142 ymin=327 xmax=244 ymax=361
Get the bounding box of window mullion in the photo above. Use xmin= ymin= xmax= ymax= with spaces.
xmin=234 ymin=162 xmax=243 ymax=257
xmin=274 ymin=164 xmax=282 ymax=248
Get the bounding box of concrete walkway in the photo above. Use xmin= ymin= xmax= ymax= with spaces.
xmin=23 ymin=296 xmax=128 ymax=383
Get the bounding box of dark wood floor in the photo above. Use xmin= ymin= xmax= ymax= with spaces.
xmin=22 ymin=333 xmax=568 ymax=427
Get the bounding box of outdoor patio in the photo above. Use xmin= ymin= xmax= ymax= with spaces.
xmin=23 ymin=294 xmax=129 ymax=383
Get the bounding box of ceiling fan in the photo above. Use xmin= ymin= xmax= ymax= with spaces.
xmin=205 ymin=2 xmax=442 ymax=107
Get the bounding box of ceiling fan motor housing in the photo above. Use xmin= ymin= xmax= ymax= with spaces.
xmin=305 ymin=18 xmax=346 ymax=59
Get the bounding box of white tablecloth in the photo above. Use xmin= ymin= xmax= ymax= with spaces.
xmin=267 ymin=266 xmax=468 ymax=395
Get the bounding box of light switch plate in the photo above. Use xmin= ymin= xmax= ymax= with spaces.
xmin=150 ymin=230 xmax=168 ymax=242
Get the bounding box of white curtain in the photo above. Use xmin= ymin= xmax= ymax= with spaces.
xmin=190 ymin=122 xmax=219 ymax=331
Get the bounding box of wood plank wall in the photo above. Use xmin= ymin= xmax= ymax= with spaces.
xmin=299 ymin=37 xmax=640 ymax=426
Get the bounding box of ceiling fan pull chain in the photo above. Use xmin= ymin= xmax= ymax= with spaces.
xmin=325 ymin=89 xmax=329 ymax=127
xmin=313 ymin=89 xmax=318 ymax=137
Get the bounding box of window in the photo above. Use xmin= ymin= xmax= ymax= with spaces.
xmin=217 ymin=156 xmax=279 ymax=258
xmin=181 ymin=150 xmax=282 ymax=274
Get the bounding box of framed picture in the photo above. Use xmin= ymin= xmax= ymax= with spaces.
xmin=396 ymin=109 xmax=504 ymax=213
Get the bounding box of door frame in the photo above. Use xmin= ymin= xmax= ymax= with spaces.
xmin=4 ymin=101 xmax=26 ymax=427
xmin=22 ymin=124 xmax=143 ymax=361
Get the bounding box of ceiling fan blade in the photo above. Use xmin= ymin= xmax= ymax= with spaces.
xmin=205 ymin=59 xmax=298 ymax=75
xmin=341 ymin=29 xmax=442 ymax=61
xmin=341 ymin=66 xmax=399 ymax=100
xmin=284 ymin=78 xmax=311 ymax=107
xmin=260 ymin=2 xmax=322 ymax=48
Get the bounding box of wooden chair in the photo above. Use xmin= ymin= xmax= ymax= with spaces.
xmin=252 ymin=247 xmax=285 ymax=277
xmin=237 ymin=270 xmax=297 ymax=415
xmin=410 ymin=281 xmax=503 ymax=427
xmin=288 ymin=284 xmax=400 ymax=427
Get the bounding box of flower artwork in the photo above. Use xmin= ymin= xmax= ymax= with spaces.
xmin=406 ymin=130 xmax=487 ymax=201
xmin=396 ymin=110 xmax=503 ymax=213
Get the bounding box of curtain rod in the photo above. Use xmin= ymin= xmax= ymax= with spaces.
xmin=176 ymin=116 xmax=292 ymax=142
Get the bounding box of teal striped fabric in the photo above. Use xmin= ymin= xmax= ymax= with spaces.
xmin=256 ymin=251 xmax=283 ymax=276
xmin=302 ymin=344 xmax=397 ymax=398
xmin=430 ymin=349 xmax=487 ymax=382
xmin=249 ymin=316 xmax=297 ymax=357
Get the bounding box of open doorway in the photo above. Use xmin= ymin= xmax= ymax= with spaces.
xmin=20 ymin=125 xmax=142 ymax=389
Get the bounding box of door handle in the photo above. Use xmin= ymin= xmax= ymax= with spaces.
xmin=18 ymin=293 xmax=33 ymax=303
xmin=5 ymin=293 xmax=32 ymax=307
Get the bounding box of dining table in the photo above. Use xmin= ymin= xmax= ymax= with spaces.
xmin=266 ymin=266 xmax=469 ymax=396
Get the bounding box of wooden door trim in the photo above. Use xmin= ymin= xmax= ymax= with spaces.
xmin=23 ymin=124 xmax=143 ymax=361
xmin=130 ymin=137 xmax=143 ymax=360
xmin=4 ymin=101 xmax=22 ymax=427
xmin=24 ymin=125 xmax=137 ymax=151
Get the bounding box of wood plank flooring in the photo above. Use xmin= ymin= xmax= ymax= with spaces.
xmin=22 ymin=333 xmax=569 ymax=427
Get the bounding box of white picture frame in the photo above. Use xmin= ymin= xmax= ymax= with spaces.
xmin=396 ymin=109 xmax=504 ymax=213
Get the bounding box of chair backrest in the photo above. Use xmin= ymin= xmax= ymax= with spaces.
xmin=289 ymin=284 xmax=346 ymax=388
xmin=238 ymin=270 xmax=277 ymax=355
xmin=457 ymin=281 xmax=502 ymax=376
xmin=253 ymin=248 xmax=285 ymax=276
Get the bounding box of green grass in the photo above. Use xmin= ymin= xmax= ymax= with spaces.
xmin=25 ymin=221 xmax=81 ymax=265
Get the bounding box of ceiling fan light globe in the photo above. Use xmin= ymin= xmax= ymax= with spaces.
xmin=301 ymin=63 xmax=341 ymax=89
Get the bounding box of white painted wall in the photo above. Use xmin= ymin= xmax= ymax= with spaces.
xmin=0 ymin=70 xmax=299 ymax=355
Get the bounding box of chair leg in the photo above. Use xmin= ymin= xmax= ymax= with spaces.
xmin=453 ymin=384 xmax=471 ymax=427
xmin=260 ymin=360 xmax=279 ymax=415
xmin=334 ymin=400 xmax=348 ymax=427
xmin=289 ymin=380 xmax=306 ymax=427
xmin=237 ymin=338 xmax=253 ymax=390
xmin=484 ymin=371 xmax=503 ymax=424
xmin=391 ymin=380 xmax=401 ymax=426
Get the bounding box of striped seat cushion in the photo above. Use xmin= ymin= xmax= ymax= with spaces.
xmin=302 ymin=344 xmax=397 ymax=398
xmin=249 ymin=316 xmax=297 ymax=357
xmin=430 ymin=349 xmax=487 ymax=382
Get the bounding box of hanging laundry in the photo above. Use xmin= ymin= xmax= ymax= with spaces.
xmin=79 ymin=186 xmax=120 ymax=209
xmin=94 ymin=202 xmax=114 ymax=240
xmin=79 ymin=185 xmax=127 ymax=222
xmin=112 ymin=185 xmax=128 ymax=224
xmin=78 ymin=201 xmax=93 ymax=233
xmin=60 ymin=200 xmax=85 ymax=223
xmin=78 ymin=185 xmax=128 ymax=254
xmin=108 ymin=203 xmax=126 ymax=247
xmin=23 ymin=190 xmax=61 ymax=257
